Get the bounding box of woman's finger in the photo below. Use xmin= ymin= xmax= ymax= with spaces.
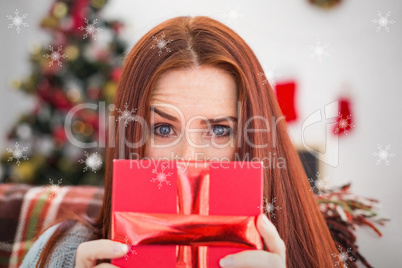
xmin=219 ymin=250 xmax=283 ymax=268
xmin=95 ymin=263 xmax=121 ymax=268
xmin=256 ymin=214 xmax=286 ymax=260
xmin=75 ymin=239 xmax=129 ymax=268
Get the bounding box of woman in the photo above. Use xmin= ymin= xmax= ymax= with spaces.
xmin=21 ymin=16 xmax=339 ymax=268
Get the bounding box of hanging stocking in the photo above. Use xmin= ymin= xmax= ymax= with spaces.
xmin=333 ymin=98 xmax=355 ymax=135
xmin=275 ymin=81 xmax=298 ymax=122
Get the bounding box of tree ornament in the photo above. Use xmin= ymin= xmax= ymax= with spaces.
xmin=307 ymin=0 xmax=342 ymax=9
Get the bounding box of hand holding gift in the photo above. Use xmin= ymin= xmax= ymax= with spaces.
xmin=218 ymin=213 xmax=286 ymax=268
xmin=111 ymin=160 xmax=285 ymax=267
xmin=75 ymin=239 xmax=129 ymax=268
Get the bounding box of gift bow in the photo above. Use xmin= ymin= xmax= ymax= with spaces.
xmin=114 ymin=162 xmax=263 ymax=267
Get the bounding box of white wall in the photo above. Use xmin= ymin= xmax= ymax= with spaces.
xmin=1 ymin=0 xmax=401 ymax=266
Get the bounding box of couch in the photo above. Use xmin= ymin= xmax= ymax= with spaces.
xmin=0 ymin=184 xmax=103 ymax=268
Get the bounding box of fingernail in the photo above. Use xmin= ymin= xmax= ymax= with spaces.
xmin=219 ymin=256 xmax=234 ymax=267
xmin=262 ymin=213 xmax=270 ymax=226
xmin=113 ymin=242 xmax=128 ymax=255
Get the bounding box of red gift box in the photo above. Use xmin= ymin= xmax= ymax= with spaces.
xmin=111 ymin=159 xmax=264 ymax=267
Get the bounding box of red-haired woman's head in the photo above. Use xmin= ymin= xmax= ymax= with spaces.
xmin=95 ymin=16 xmax=338 ymax=267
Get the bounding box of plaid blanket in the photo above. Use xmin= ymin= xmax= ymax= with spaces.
xmin=0 ymin=183 xmax=103 ymax=268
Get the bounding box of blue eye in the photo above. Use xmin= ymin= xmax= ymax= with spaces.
xmin=211 ymin=125 xmax=231 ymax=137
xmin=154 ymin=124 xmax=172 ymax=137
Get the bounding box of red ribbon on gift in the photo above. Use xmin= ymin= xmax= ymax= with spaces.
xmin=113 ymin=162 xmax=263 ymax=267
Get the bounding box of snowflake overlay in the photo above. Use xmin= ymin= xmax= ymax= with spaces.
xmin=150 ymin=32 xmax=173 ymax=56
xmin=332 ymin=113 xmax=355 ymax=135
xmin=151 ymin=165 xmax=172 ymax=189
xmin=372 ymin=11 xmax=396 ymax=32
xmin=258 ymin=197 xmax=282 ymax=219
xmin=7 ymin=142 xmax=29 ymax=166
xmin=309 ymin=39 xmax=330 ymax=63
xmin=43 ymin=46 xmax=67 ymax=67
xmin=258 ymin=64 xmax=281 ymax=87
xmin=6 ymin=9 xmax=28 ymax=33
xmin=115 ymin=236 xmax=137 ymax=260
xmin=44 ymin=178 xmax=68 ymax=201
xmin=116 ymin=103 xmax=138 ymax=127
xmin=331 ymin=245 xmax=355 ymax=267
xmin=222 ymin=4 xmax=245 ymax=26
xmin=79 ymin=18 xmax=102 ymax=40
xmin=78 ymin=151 xmax=103 ymax=173
xmin=308 ymin=172 xmax=331 ymax=196
xmin=371 ymin=144 xmax=395 ymax=166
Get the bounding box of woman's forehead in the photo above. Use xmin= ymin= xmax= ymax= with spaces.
xmin=150 ymin=66 xmax=238 ymax=118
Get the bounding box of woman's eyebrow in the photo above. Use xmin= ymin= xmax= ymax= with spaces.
xmin=151 ymin=106 xmax=179 ymax=122
xmin=200 ymin=117 xmax=238 ymax=124
xmin=151 ymin=106 xmax=237 ymax=124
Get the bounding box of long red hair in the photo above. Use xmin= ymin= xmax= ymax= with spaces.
xmin=37 ymin=16 xmax=338 ymax=267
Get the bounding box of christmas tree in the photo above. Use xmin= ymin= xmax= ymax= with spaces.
xmin=1 ymin=0 xmax=127 ymax=185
